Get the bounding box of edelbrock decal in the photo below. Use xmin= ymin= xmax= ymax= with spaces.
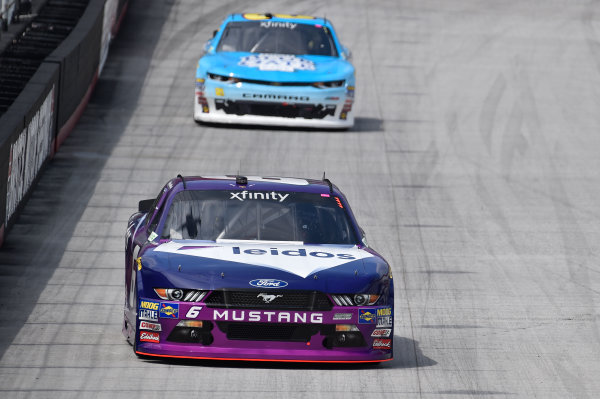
xmin=373 ymin=338 xmax=392 ymax=350
xmin=238 ymin=54 xmax=315 ymax=72
xmin=250 ymin=279 xmax=288 ymax=288
xmin=154 ymin=242 xmax=374 ymax=278
xmin=139 ymin=331 xmax=160 ymax=343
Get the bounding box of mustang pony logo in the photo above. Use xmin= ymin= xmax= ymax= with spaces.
xmin=257 ymin=293 xmax=283 ymax=303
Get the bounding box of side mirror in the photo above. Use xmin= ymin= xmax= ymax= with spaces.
xmin=359 ymin=227 xmax=369 ymax=247
xmin=212 ymin=29 xmax=218 ymax=38
xmin=203 ymin=39 xmax=214 ymax=55
xmin=138 ymin=199 xmax=154 ymax=213
xmin=341 ymin=45 xmax=352 ymax=61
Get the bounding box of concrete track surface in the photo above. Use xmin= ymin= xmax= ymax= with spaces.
xmin=1 ymin=0 xmax=599 ymax=397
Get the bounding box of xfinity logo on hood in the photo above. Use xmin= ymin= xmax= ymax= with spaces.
xmin=250 ymin=279 xmax=288 ymax=288
xmin=230 ymin=191 xmax=289 ymax=202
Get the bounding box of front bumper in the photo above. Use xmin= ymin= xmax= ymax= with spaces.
xmin=194 ymin=77 xmax=355 ymax=129
xmin=132 ymin=298 xmax=393 ymax=363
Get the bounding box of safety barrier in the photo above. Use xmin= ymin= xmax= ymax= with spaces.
xmin=0 ymin=0 xmax=128 ymax=245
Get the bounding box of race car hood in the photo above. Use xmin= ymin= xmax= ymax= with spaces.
xmin=140 ymin=241 xmax=389 ymax=293
xmin=199 ymin=52 xmax=354 ymax=82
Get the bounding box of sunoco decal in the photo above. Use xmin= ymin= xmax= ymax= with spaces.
xmin=359 ymin=309 xmax=376 ymax=324
xmin=239 ymin=54 xmax=315 ymax=72
xmin=154 ymin=242 xmax=373 ymax=278
xmin=159 ymin=302 xmax=179 ymax=319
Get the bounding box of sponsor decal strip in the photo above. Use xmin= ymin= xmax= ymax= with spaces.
xmin=139 ymin=299 xmax=159 ymax=322
xmin=371 ymin=328 xmax=391 ymax=338
xmin=140 ymin=331 xmax=160 ymax=343
xmin=359 ymin=309 xmax=376 ymax=324
xmin=373 ymin=338 xmax=391 ymax=350
xmin=159 ymin=302 xmax=179 ymax=319
xmin=376 ymin=307 xmax=393 ymax=327
xmin=139 ymin=321 xmax=162 ymax=332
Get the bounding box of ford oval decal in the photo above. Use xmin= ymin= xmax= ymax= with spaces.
xmin=249 ymin=279 xmax=288 ymax=288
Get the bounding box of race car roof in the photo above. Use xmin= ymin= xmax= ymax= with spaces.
xmin=226 ymin=13 xmax=332 ymax=28
xmin=165 ymin=175 xmax=341 ymax=195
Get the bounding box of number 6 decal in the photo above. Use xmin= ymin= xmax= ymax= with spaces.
xmin=186 ymin=306 xmax=203 ymax=318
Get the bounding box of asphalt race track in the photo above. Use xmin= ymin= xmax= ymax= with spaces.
xmin=1 ymin=0 xmax=599 ymax=397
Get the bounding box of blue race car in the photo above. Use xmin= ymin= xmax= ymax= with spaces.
xmin=194 ymin=13 xmax=355 ymax=129
xmin=123 ymin=175 xmax=394 ymax=362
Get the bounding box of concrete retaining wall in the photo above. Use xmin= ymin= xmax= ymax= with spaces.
xmin=0 ymin=0 xmax=129 ymax=245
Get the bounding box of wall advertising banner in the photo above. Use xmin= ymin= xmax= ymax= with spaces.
xmin=5 ymin=86 xmax=55 ymax=225
xmin=99 ymin=0 xmax=118 ymax=74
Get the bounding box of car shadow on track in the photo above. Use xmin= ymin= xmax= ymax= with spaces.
xmin=194 ymin=116 xmax=383 ymax=133
xmin=136 ymin=335 xmax=435 ymax=370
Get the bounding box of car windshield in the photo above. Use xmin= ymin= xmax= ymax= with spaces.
xmin=216 ymin=21 xmax=338 ymax=56
xmin=160 ymin=190 xmax=356 ymax=244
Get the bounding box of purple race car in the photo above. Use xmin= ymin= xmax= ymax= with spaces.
xmin=123 ymin=175 xmax=394 ymax=363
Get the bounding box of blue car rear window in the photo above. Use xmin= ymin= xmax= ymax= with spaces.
xmin=161 ymin=190 xmax=356 ymax=244
xmin=216 ymin=21 xmax=338 ymax=57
